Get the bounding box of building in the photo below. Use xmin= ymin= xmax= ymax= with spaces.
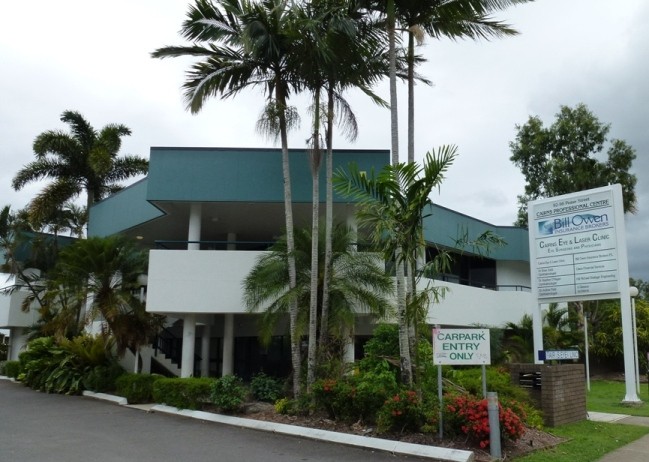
xmin=2 ymin=146 xmax=534 ymax=375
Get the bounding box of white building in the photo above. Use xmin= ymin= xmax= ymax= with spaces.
xmin=2 ymin=147 xmax=533 ymax=375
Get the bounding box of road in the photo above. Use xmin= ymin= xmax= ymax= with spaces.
xmin=0 ymin=380 xmax=415 ymax=462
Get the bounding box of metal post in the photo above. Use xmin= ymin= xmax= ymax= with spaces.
xmin=585 ymin=313 xmax=590 ymax=392
xmin=438 ymin=364 xmax=443 ymax=439
xmin=482 ymin=364 xmax=487 ymax=399
xmin=487 ymin=392 xmax=501 ymax=459
xmin=630 ymin=289 xmax=640 ymax=395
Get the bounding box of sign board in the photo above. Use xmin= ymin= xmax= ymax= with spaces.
xmin=538 ymin=350 xmax=579 ymax=361
xmin=433 ymin=328 xmax=491 ymax=365
xmin=528 ymin=185 xmax=625 ymax=302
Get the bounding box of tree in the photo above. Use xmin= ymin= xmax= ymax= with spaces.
xmin=334 ymin=146 xmax=457 ymax=386
xmin=153 ymin=0 xmax=307 ymax=396
xmin=48 ymin=235 xmax=162 ymax=357
xmin=12 ymin=110 xmax=148 ymax=223
xmin=242 ymin=224 xmax=393 ymax=377
xmin=510 ymin=103 xmax=637 ymax=227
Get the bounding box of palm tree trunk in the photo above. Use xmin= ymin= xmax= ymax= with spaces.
xmin=388 ymin=0 xmax=399 ymax=166
xmin=277 ymin=88 xmax=300 ymax=397
xmin=319 ymin=86 xmax=335 ymax=349
xmin=307 ymin=86 xmax=323 ymax=390
xmin=407 ymin=31 xmax=415 ymax=165
xmin=396 ymin=247 xmax=413 ymax=386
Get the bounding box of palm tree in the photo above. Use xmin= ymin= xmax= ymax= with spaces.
xmin=243 ymin=224 xmax=393 ymax=378
xmin=393 ymin=0 xmax=527 ymax=163
xmin=49 ymin=235 xmax=161 ymax=357
xmin=152 ymin=0 xmax=305 ymax=395
xmin=12 ymin=110 xmax=148 ymax=223
xmin=334 ymin=146 xmax=457 ymax=386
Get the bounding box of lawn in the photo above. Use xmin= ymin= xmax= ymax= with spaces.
xmin=587 ymin=379 xmax=649 ymax=416
xmin=515 ymin=420 xmax=649 ymax=462
xmin=514 ymin=379 xmax=649 ymax=460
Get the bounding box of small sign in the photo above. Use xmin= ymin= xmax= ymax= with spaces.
xmin=433 ymin=328 xmax=491 ymax=365
xmin=538 ymin=350 xmax=579 ymax=361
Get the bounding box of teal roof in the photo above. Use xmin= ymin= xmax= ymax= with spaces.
xmin=424 ymin=204 xmax=529 ymax=262
xmin=146 ymin=147 xmax=389 ymax=203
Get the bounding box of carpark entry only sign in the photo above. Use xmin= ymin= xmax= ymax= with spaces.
xmin=433 ymin=328 xmax=491 ymax=365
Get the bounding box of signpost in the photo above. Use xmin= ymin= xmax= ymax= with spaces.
xmin=528 ymin=184 xmax=640 ymax=403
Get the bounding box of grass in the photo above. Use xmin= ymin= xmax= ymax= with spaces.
xmin=515 ymin=420 xmax=649 ymax=462
xmin=587 ymin=379 xmax=649 ymax=416
xmin=514 ymin=379 xmax=649 ymax=460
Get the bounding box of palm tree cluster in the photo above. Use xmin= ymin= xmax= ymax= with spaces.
xmin=152 ymin=0 xmax=527 ymax=395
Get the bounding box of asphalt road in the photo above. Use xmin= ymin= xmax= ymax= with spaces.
xmin=0 ymin=380 xmax=415 ymax=462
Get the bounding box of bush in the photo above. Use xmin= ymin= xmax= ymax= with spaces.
xmin=312 ymin=360 xmax=399 ymax=423
xmin=250 ymin=372 xmax=284 ymax=402
xmin=115 ymin=373 xmax=162 ymax=404
xmin=376 ymin=388 xmax=429 ymax=434
xmin=3 ymin=360 xmax=21 ymax=378
xmin=211 ymin=375 xmax=247 ymax=413
xmin=445 ymin=394 xmax=525 ymax=449
xmin=83 ymin=363 xmax=125 ymax=393
xmin=153 ymin=377 xmax=214 ymax=410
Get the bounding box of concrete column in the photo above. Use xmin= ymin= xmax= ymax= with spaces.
xmin=227 ymin=232 xmax=237 ymax=250
xmin=222 ymin=313 xmax=234 ymax=376
xmin=343 ymin=333 xmax=355 ymax=364
xmin=181 ymin=314 xmax=196 ymax=378
xmin=188 ymin=203 xmax=202 ymax=250
xmin=201 ymin=323 xmax=211 ymax=377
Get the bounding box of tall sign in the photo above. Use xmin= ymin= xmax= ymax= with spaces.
xmin=529 ymin=186 xmax=620 ymax=302
xmin=528 ymin=184 xmax=640 ymax=402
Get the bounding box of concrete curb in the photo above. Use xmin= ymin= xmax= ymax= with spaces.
xmin=152 ymin=404 xmax=475 ymax=462
xmin=82 ymin=390 xmax=128 ymax=406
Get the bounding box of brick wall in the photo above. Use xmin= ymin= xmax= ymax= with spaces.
xmin=510 ymin=363 xmax=587 ymax=427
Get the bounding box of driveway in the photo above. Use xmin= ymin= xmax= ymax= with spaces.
xmin=0 ymin=380 xmax=416 ymax=462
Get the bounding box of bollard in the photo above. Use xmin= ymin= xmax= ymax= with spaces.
xmin=487 ymin=392 xmax=502 ymax=460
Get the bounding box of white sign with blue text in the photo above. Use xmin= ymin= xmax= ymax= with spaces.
xmin=529 ymin=186 xmax=621 ymax=301
xmin=433 ymin=328 xmax=491 ymax=365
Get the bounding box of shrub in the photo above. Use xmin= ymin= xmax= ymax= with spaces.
xmin=211 ymin=375 xmax=247 ymax=413
xmin=115 ymin=373 xmax=162 ymax=404
xmin=3 ymin=360 xmax=21 ymax=378
xmin=445 ymin=394 xmax=525 ymax=449
xmin=250 ymin=372 xmax=284 ymax=402
xmin=83 ymin=362 xmax=125 ymax=393
xmin=312 ymin=360 xmax=399 ymax=423
xmin=376 ymin=388 xmax=428 ymax=434
xmin=153 ymin=377 xmax=214 ymax=409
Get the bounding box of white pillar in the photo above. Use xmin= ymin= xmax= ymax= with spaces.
xmin=181 ymin=314 xmax=196 ymax=378
xmin=222 ymin=313 xmax=234 ymax=376
xmin=201 ymin=323 xmax=211 ymax=377
xmin=343 ymin=335 xmax=355 ymax=365
xmin=620 ymin=288 xmax=641 ymax=402
xmin=188 ymin=203 xmax=202 ymax=250
xmin=227 ymin=232 xmax=237 ymax=251
xmin=346 ymin=215 xmax=358 ymax=250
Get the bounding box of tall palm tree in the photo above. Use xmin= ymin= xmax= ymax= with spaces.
xmin=12 ymin=110 xmax=148 ymax=222
xmin=152 ymin=0 xmax=305 ymax=395
xmin=334 ymin=146 xmax=457 ymax=386
xmin=243 ymin=224 xmax=393 ymax=375
xmin=394 ymin=0 xmax=527 ymax=163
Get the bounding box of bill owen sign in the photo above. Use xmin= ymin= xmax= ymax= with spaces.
xmin=529 ymin=184 xmax=625 ymax=302
xmin=433 ymin=328 xmax=491 ymax=365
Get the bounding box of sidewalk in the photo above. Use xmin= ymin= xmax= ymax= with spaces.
xmin=588 ymin=411 xmax=649 ymax=462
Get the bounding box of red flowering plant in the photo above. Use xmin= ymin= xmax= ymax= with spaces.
xmin=376 ymin=388 xmax=430 ymax=433
xmin=445 ymin=394 xmax=525 ymax=449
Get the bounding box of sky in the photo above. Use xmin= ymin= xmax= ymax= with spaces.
xmin=1 ymin=0 xmax=648 ymax=281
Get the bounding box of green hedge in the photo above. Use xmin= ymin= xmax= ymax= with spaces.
xmin=3 ymin=360 xmax=21 ymax=378
xmin=152 ymin=377 xmax=214 ymax=409
xmin=115 ymin=373 xmax=163 ymax=404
